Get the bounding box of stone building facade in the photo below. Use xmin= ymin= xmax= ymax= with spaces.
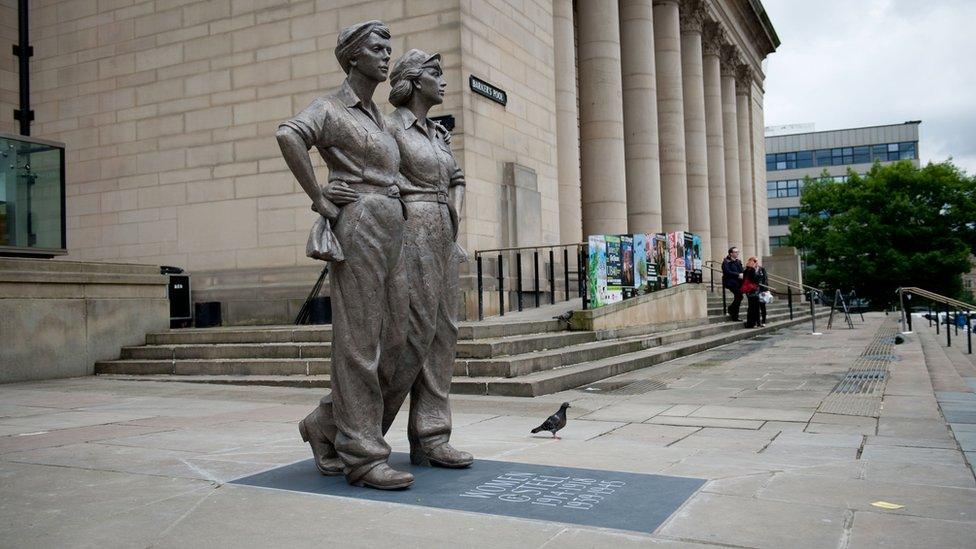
xmin=1 ymin=0 xmax=777 ymax=323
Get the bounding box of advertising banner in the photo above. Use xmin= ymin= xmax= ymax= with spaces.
xmin=689 ymin=233 xmax=703 ymax=283
xmin=651 ymin=233 xmax=668 ymax=290
xmin=633 ymin=233 xmax=647 ymax=290
xmin=620 ymin=235 xmax=635 ymax=289
xmin=668 ymin=232 xmax=686 ymax=286
xmin=604 ymin=235 xmax=623 ymax=304
xmin=586 ymin=235 xmax=607 ymax=308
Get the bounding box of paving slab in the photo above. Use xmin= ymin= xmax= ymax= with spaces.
xmin=847 ymin=511 xmax=976 ymax=549
xmin=2 ymin=313 xmax=973 ymax=546
xmin=657 ymin=492 xmax=847 ymax=548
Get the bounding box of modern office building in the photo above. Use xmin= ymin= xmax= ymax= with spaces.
xmin=764 ymin=121 xmax=921 ymax=249
xmin=0 ymin=0 xmax=778 ymax=323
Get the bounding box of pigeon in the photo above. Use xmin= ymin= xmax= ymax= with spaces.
xmin=531 ymin=402 xmax=571 ymax=439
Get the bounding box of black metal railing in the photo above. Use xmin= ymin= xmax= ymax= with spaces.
xmin=897 ymin=287 xmax=973 ymax=354
xmin=475 ymin=243 xmax=586 ymax=320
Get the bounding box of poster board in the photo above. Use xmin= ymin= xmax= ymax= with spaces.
xmin=586 ymin=235 xmax=607 ymax=308
xmin=633 ymin=233 xmax=647 ymax=290
xmin=684 ymin=232 xmax=702 ymax=283
xmin=651 ymin=233 xmax=668 ymax=290
xmin=667 ymin=232 xmax=686 ymax=286
xmin=604 ymin=235 xmax=623 ymax=304
xmin=620 ymin=235 xmax=635 ymax=290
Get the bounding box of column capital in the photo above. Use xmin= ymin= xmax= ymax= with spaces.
xmin=653 ymin=0 xmax=681 ymax=6
xmin=720 ymin=44 xmax=741 ymax=77
xmin=736 ymin=64 xmax=754 ymax=94
xmin=702 ymin=20 xmax=726 ymax=57
xmin=679 ymin=0 xmax=706 ymax=34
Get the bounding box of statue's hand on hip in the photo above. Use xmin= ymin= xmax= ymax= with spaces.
xmin=323 ymin=181 xmax=359 ymax=206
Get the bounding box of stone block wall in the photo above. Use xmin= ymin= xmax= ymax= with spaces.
xmin=457 ymin=0 xmax=559 ymax=253
xmin=19 ymin=0 xmax=476 ymax=323
xmin=0 ymin=257 xmax=169 ymax=383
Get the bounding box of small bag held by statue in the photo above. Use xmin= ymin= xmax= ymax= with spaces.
xmin=306 ymin=215 xmax=344 ymax=262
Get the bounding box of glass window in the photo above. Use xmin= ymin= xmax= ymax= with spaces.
xmin=796 ymin=150 xmax=814 ymax=168
xmin=0 ymin=135 xmax=66 ymax=253
xmin=899 ymin=141 xmax=917 ymax=159
xmin=766 ymin=154 xmax=776 ymax=170
xmin=853 ymin=146 xmax=870 ymax=164
xmin=816 ymin=149 xmax=831 ymax=166
xmin=872 ymin=144 xmax=887 ymax=161
xmin=888 ymin=143 xmax=899 ymax=152
xmin=832 ymin=148 xmax=843 ymax=157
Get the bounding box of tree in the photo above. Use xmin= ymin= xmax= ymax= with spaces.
xmin=788 ymin=160 xmax=976 ymax=308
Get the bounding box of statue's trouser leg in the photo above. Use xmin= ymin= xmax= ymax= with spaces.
xmin=380 ymin=202 xmax=454 ymax=448
xmin=322 ymin=193 xmax=406 ymax=483
xmin=407 ymin=250 xmax=458 ymax=451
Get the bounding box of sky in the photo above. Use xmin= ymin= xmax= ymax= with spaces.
xmin=761 ymin=0 xmax=976 ymax=175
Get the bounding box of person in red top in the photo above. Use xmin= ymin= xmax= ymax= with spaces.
xmin=742 ymin=256 xmax=762 ymax=328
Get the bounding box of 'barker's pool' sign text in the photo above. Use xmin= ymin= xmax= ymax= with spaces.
xmin=469 ymin=75 xmax=507 ymax=106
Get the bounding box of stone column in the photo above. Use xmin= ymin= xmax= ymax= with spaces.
xmin=720 ymin=47 xmax=742 ymax=250
xmin=619 ymin=0 xmax=662 ymax=234
xmin=736 ymin=65 xmax=755 ymax=258
xmin=753 ymin=87 xmax=769 ymax=256
xmin=680 ymin=0 xmax=710 ymax=258
xmin=553 ymin=0 xmax=582 ymax=243
xmin=702 ymin=22 xmax=726 ymax=262
xmin=653 ymin=0 xmax=687 ymax=233
xmin=577 ymin=0 xmax=629 ymax=236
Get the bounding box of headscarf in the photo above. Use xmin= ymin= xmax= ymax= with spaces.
xmin=389 ymin=49 xmax=441 ymax=106
xmin=334 ymin=20 xmax=391 ymax=74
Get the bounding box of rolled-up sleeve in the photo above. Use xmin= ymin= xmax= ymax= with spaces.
xmin=279 ymin=99 xmax=330 ymax=149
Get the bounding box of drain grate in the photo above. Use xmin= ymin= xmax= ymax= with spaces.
xmin=817 ymin=319 xmax=898 ymax=416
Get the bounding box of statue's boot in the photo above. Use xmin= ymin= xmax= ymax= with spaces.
xmin=350 ymin=463 xmax=414 ymax=490
xmin=410 ymin=443 xmax=474 ymax=468
xmin=298 ymin=408 xmax=343 ymax=476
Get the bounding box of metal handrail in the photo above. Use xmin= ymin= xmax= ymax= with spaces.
xmin=897 ymin=286 xmax=973 ymax=354
xmin=703 ymin=261 xmax=822 ymax=332
xmin=474 ymin=242 xmax=587 ymax=320
xmin=474 ymin=242 xmax=585 ymax=256
xmin=704 ymin=259 xmax=819 ymax=296
xmin=898 ymin=287 xmax=975 ymax=312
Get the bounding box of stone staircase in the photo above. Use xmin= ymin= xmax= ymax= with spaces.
xmin=95 ymin=290 xmax=831 ymax=396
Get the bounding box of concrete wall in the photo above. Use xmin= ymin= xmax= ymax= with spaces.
xmin=569 ymin=283 xmax=707 ymax=332
xmin=0 ymin=257 xmax=168 ymax=383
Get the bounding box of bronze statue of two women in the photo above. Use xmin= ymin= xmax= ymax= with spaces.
xmin=276 ymin=20 xmax=471 ymax=490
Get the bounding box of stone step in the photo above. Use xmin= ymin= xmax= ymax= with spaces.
xmin=143 ymin=318 xmax=566 ymax=345
xmin=452 ymin=312 xmax=830 ymax=397
xmin=0 ymin=257 xmax=160 ymax=275
xmin=95 ymin=358 xmax=330 ymax=376
xmin=125 ymin=329 xmax=599 ymax=360
xmin=97 ymin=312 xmax=831 ymax=396
xmin=96 ymin=374 xmax=332 ymax=388
xmin=455 ymin=308 xmax=810 ymax=378
xmin=147 ymin=326 xmax=331 ymax=345
xmin=457 ymin=330 xmax=598 ymax=358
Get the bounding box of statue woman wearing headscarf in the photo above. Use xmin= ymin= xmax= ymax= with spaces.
xmin=276 ymin=20 xmax=413 ymax=490
xmin=379 ymin=49 xmax=472 ymax=469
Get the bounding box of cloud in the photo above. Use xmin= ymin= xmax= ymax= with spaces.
xmin=762 ymin=0 xmax=976 ymax=174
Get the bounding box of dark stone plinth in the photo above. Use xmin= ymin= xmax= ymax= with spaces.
xmin=231 ymin=453 xmax=705 ymax=534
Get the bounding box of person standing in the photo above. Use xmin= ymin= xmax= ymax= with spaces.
xmin=379 ymin=49 xmax=473 ymax=469
xmin=742 ymin=256 xmax=762 ymax=328
xmin=756 ymin=258 xmax=769 ymax=327
xmin=277 ymin=20 xmax=414 ymax=490
xmin=721 ymin=246 xmax=744 ymax=321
